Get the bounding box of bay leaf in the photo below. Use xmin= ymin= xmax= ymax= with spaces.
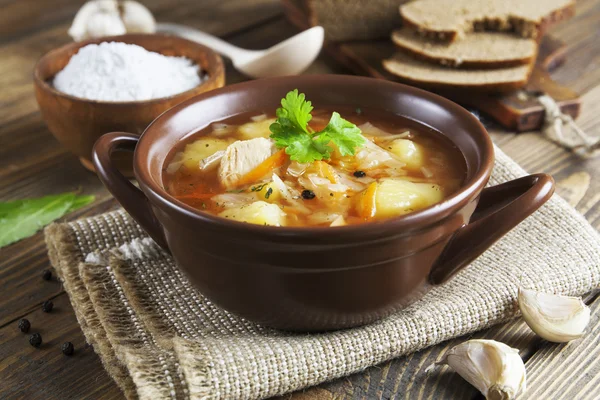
xmin=0 ymin=193 xmax=95 ymax=248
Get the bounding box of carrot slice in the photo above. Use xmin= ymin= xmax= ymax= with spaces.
xmin=236 ymin=149 xmax=288 ymax=187
xmin=312 ymin=161 xmax=339 ymax=183
xmin=357 ymin=182 xmax=378 ymax=219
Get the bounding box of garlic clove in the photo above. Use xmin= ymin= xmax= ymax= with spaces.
xmin=68 ymin=0 xmax=106 ymax=41
xmin=438 ymin=339 xmax=526 ymax=400
xmin=68 ymin=0 xmax=123 ymax=41
xmin=121 ymin=1 xmax=156 ymax=34
xmin=86 ymin=12 xmax=127 ymax=39
xmin=518 ymin=288 xmax=591 ymax=343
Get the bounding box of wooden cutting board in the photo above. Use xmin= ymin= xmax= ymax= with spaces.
xmin=282 ymin=0 xmax=581 ymax=132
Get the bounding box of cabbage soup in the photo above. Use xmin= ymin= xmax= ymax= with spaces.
xmin=163 ymin=90 xmax=466 ymax=227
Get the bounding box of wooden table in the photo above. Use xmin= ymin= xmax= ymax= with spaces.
xmin=1 ymin=1 xmax=599 ymax=399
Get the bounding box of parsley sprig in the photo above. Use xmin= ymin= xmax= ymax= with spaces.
xmin=269 ymin=89 xmax=366 ymax=163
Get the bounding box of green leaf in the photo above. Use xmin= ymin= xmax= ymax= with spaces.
xmin=278 ymin=89 xmax=313 ymax=133
xmin=284 ymin=133 xmax=328 ymax=162
xmin=318 ymin=112 xmax=366 ymax=156
xmin=269 ymin=89 xmax=315 ymax=162
xmin=0 ymin=193 xmax=95 ymax=248
xmin=68 ymin=194 xmax=95 ymax=212
xmin=269 ymin=122 xmax=300 ymax=148
xmin=269 ymin=90 xmax=365 ymax=163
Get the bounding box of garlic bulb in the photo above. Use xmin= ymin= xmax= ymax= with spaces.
xmin=69 ymin=0 xmax=124 ymax=41
xmin=85 ymin=9 xmax=127 ymax=39
xmin=518 ymin=288 xmax=591 ymax=343
xmin=438 ymin=339 xmax=526 ymax=400
xmin=120 ymin=1 xmax=156 ymax=33
xmin=68 ymin=0 xmax=156 ymax=42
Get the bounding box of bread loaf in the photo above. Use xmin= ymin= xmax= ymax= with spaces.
xmin=382 ymin=51 xmax=535 ymax=92
xmin=400 ymin=0 xmax=575 ymax=41
xmin=306 ymin=0 xmax=410 ymax=41
xmin=391 ymin=28 xmax=537 ymax=68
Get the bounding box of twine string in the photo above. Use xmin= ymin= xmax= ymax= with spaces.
xmin=537 ymin=94 xmax=600 ymax=156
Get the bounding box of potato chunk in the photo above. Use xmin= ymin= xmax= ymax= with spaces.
xmin=218 ymin=201 xmax=286 ymax=226
xmin=254 ymin=182 xmax=281 ymax=203
xmin=182 ymin=138 xmax=230 ymax=169
xmin=238 ymin=118 xmax=276 ymax=139
xmin=387 ymin=139 xmax=425 ymax=170
xmin=376 ymin=179 xmax=444 ymax=217
xmin=355 ymin=179 xmax=444 ymax=219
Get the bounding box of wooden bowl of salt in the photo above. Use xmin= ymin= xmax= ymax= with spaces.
xmin=33 ymin=33 xmax=225 ymax=175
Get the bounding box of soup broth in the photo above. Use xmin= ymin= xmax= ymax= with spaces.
xmin=163 ymin=107 xmax=466 ymax=227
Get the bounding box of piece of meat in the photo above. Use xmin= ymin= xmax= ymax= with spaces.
xmin=218 ymin=138 xmax=275 ymax=188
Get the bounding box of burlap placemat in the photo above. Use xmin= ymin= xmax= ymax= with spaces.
xmin=45 ymin=147 xmax=600 ymax=400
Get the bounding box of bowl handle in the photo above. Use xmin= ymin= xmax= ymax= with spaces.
xmin=429 ymin=173 xmax=555 ymax=285
xmin=92 ymin=132 xmax=169 ymax=250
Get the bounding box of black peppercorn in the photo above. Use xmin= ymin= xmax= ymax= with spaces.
xmin=18 ymin=318 xmax=30 ymax=333
xmin=301 ymin=189 xmax=316 ymax=200
xmin=353 ymin=170 xmax=366 ymax=178
xmin=61 ymin=342 xmax=75 ymax=356
xmin=29 ymin=333 xmax=42 ymax=348
xmin=42 ymin=269 xmax=52 ymax=281
xmin=42 ymin=300 xmax=54 ymax=313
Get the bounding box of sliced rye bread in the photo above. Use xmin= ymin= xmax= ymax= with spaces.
xmin=391 ymin=27 xmax=537 ymax=68
xmin=400 ymin=0 xmax=575 ymax=41
xmin=306 ymin=0 xmax=411 ymax=41
xmin=382 ymin=51 xmax=536 ymax=93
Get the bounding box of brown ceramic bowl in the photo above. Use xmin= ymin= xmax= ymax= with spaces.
xmin=92 ymin=75 xmax=554 ymax=331
xmin=34 ymin=33 xmax=225 ymax=174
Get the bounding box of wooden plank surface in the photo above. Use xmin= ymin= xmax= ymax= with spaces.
xmin=0 ymin=0 xmax=599 ymax=399
xmin=0 ymin=294 xmax=123 ymax=399
xmin=523 ymin=292 xmax=600 ymax=400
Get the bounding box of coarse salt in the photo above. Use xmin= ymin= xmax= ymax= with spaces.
xmin=53 ymin=41 xmax=203 ymax=102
